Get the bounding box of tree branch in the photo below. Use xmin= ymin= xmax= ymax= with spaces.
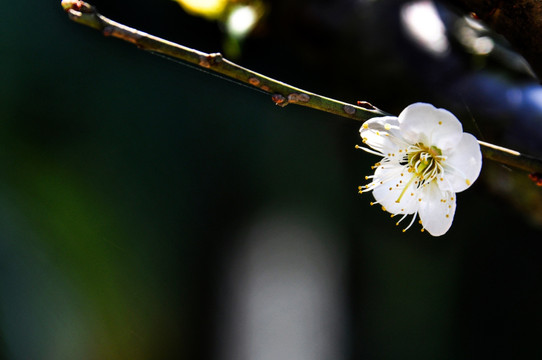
xmin=61 ymin=0 xmax=542 ymax=176
xmin=61 ymin=0 xmax=386 ymax=122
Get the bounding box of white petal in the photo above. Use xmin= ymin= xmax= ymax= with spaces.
xmin=372 ymin=165 xmax=420 ymax=215
xmin=361 ymin=116 xmax=400 ymax=131
xmin=360 ymin=116 xmax=406 ymax=155
xmin=442 ymin=133 xmax=482 ymax=193
xmin=418 ymin=183 xmax=456 ymax=236
xmin=399 ymin=103 xmax=463 ymax=151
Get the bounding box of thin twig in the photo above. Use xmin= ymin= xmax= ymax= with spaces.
xmin=61 ymin=0 xmax=542 ymax=176
xmin=61 ymin=0 xmax=387 ymax=121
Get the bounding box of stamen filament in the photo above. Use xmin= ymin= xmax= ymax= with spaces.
xmin=395 ymin=173 xmax=416 ymax=203
xmin=356 ymin=145 xmax=385 ymax=157
xmin=402 ymin=212 xmax=418 ymax=232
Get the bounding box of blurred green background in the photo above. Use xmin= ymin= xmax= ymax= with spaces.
xmin=2 ymin=0 xmax=542 ymax=359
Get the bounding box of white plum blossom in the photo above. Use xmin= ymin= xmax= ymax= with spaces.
xmin=357 ymin=103 xmax=482 ymax=236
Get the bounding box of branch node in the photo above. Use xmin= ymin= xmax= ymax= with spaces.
xmin=103 ymin=25 xmax=114 ymax=37
xmin=272 ymin=94 xmax=288 ymax=107
xmin=357 ymin=101 xmax=377 ymax=110
xmin=287 ymin=93 xmax=310 ymax=103
xmin=248 ymin=77 xmax=260 ymax=86
xmin=199 ymin=53 xmax=223 ymax=68
xmin=61 ymin=0 xmax=94 ymax=13
xmin=343 ymin=104 xmax=356 ymax=115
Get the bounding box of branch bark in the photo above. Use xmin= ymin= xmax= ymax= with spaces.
xmin=61 ymin=0 xmax=542 ymax=176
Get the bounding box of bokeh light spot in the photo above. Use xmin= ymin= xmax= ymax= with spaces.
xmin=174 ymin=0 xmax=228 ymax=19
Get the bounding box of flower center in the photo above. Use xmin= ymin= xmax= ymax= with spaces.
xmin=407 ymin=143 xmax=443 ymax=182
xmin=395 ymin=143 xmax=444 ymax=204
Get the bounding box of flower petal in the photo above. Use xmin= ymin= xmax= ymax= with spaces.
xmin=418 ymin=183 xmax=456 ymax=236
xmin=360 ymin=116 xmax=405 ymax=156
xmin=442 ymin=133 xmax=482 ymax=193
xmin=399 ymin=103 xmax=463 ymax=151
xmin=372 ymin=165 xmax=420 ymax=215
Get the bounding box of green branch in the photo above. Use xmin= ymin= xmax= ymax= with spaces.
xmin=61 ymin=0 xmax=542 ymax=176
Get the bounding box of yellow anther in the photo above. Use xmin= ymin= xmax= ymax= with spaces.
xmin=384 ymin=123 xmax=391 ymax=130
xmin=466 ymin=179 xmax=471 ymax=185
xmin=362 ymin=123 xmax=369 ymax=129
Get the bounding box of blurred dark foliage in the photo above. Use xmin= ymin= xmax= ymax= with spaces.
xmin=1 ymin=0 xmax=542 ymax=359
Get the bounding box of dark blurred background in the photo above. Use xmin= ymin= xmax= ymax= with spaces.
xmin=2 ymin=0 xmax=542 ymax=359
